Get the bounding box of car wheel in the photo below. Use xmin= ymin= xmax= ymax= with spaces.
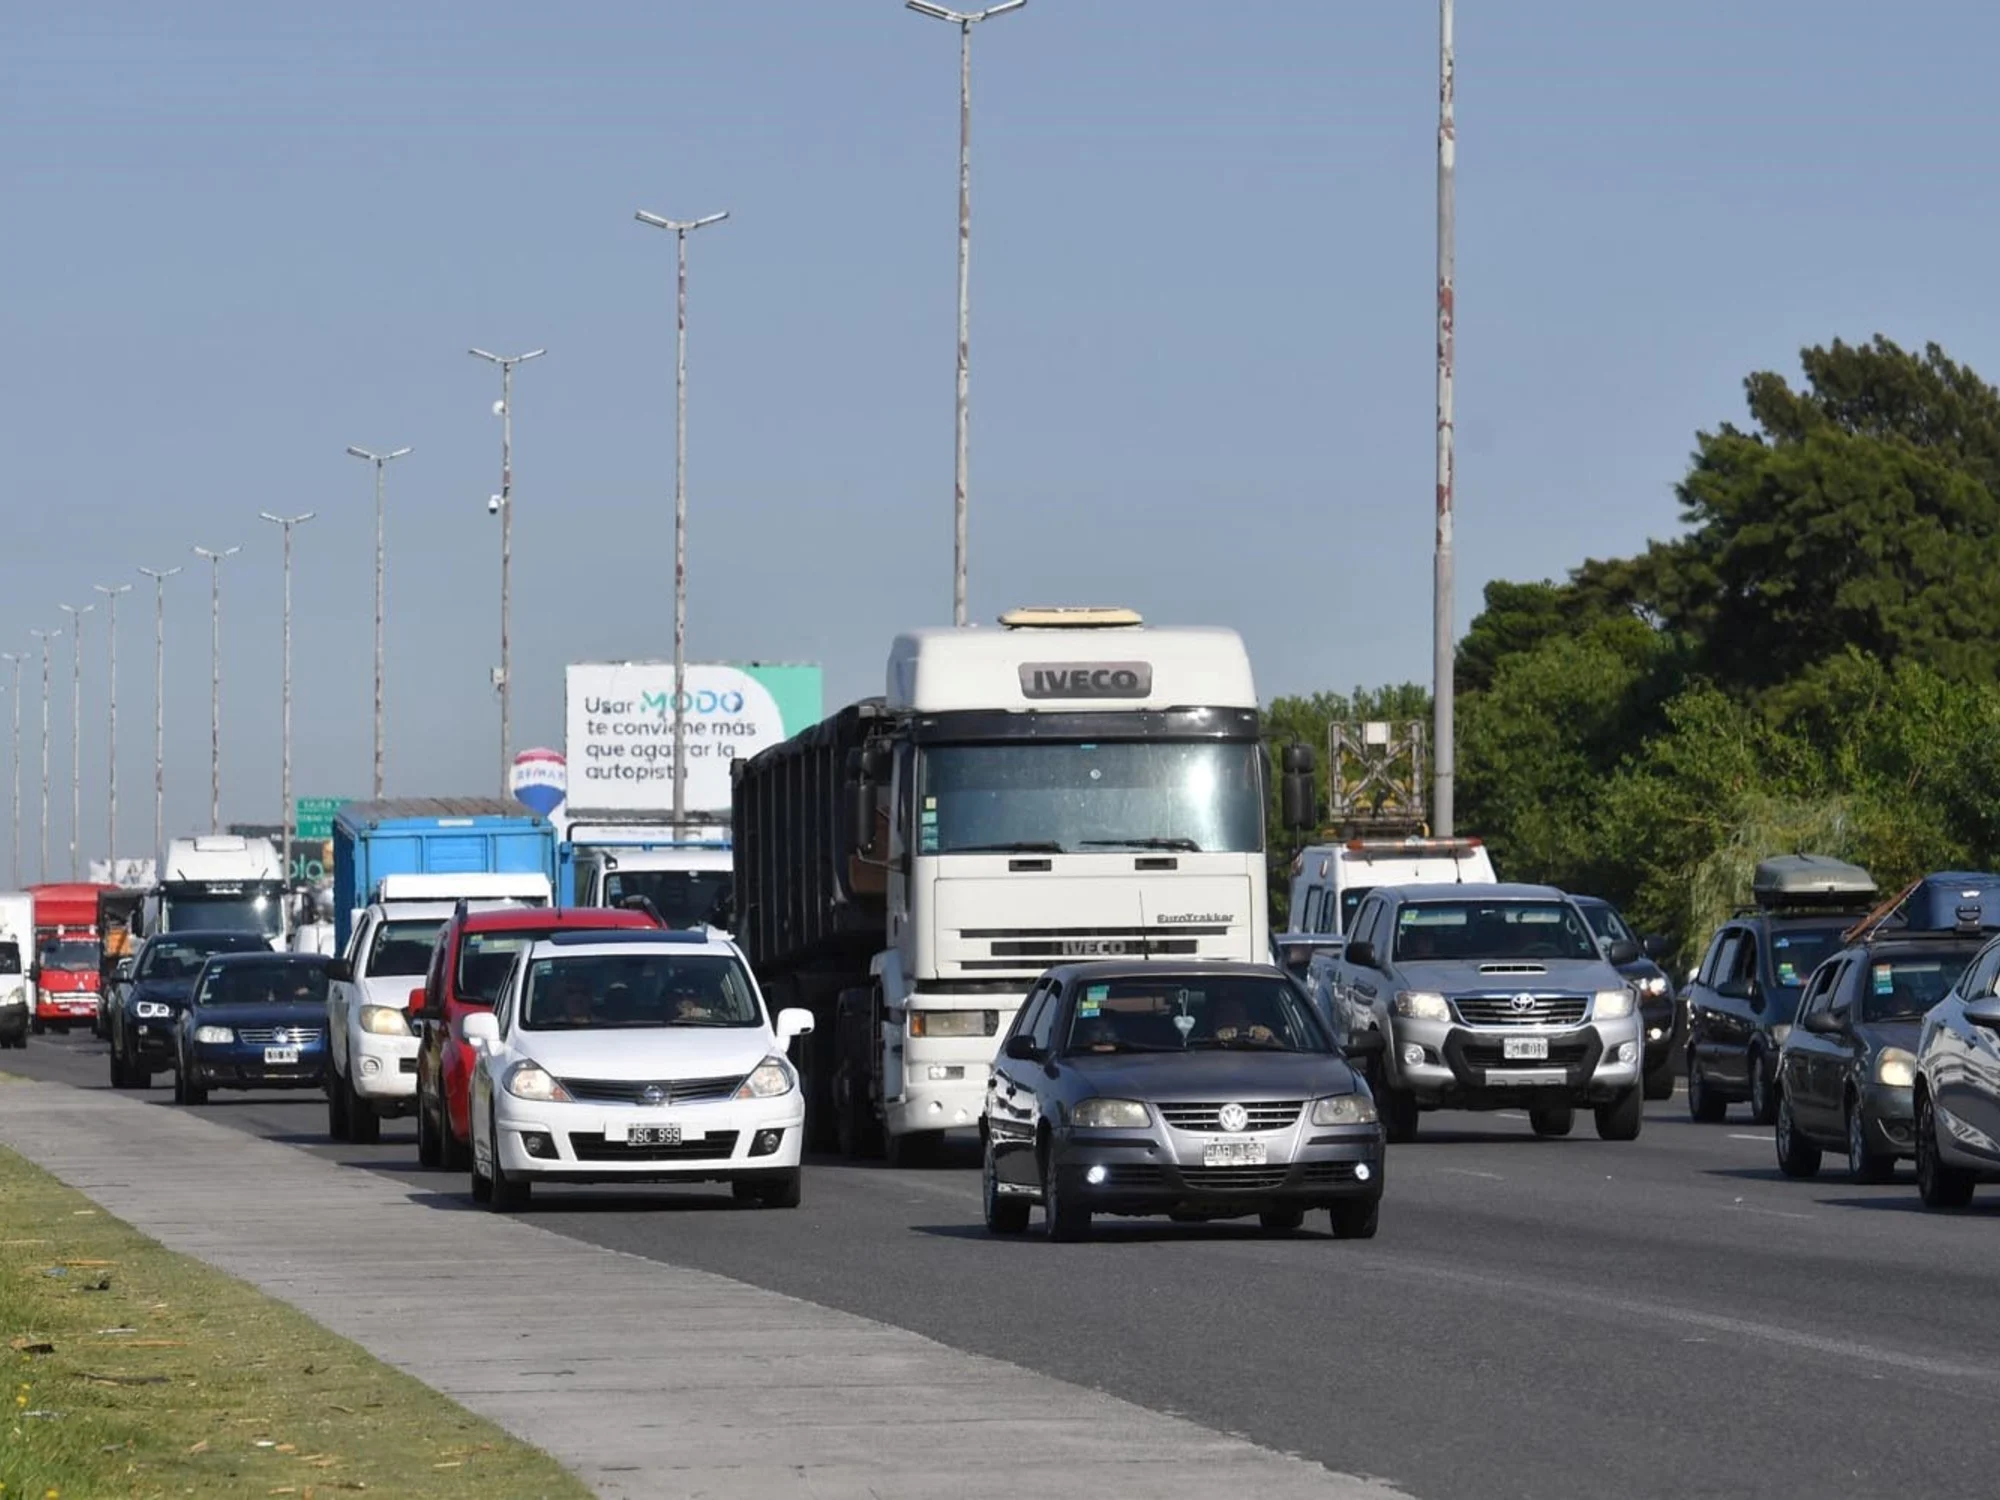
xmin=1686 ymin=1057 xmax=1727 ymax=1123
xmin=1774 ymin=1091 xmax=1821 ymax=1178
xmin=109 ymin=1042 xmax=131 ymax=1090
xmin=347 ymin=1072 xmax=381 ymax=1146
xmin=1594 ymin=1086 xmax=1643 ymax=1141
xmin=885 ymin=1129 xmax=941 ymax=1168
xmin=1915 ymin=1091 xmax=1974 ymax=1210
xmin=443 ymin=1112 xmax=472 ymax=1172
xmin=1040 ymin=1149 xmax=1090 ymax=1243
xmin=469 ymin=1124 xmax=493 ymax=1205
xmin=1378 ymin=1075 xmax=1420 ymax=1145
xmin=982 ymin=1140 xmax=1030 ymax=1235
xmin=415 ymin=1089 xmax=443 ymax=1169
xmin=1259 ymin=1207 xmax=1306 ymax=1233
xmin=327 ymin=1064 xmax=350 ymax=1140
xmin=30 ymin=1018 xmax=44 ymax=1036
xmin=488 ymin=1107 xmax=531 ymax=1212
xmin=1748 ymin=1051 xmax=1778 ymax=1126
xmin=734 ymin=1170 xmax=802 ymax=1210
xmin=1529 ymin=1104 xmax=1574 ymax=1138
xmin=1643 ymin=1061 xmax=1675 ymax=1101
xmin=1329 ymin=1198 xmax=1380 ymax=1240
xmin=1846 ymin=1094 xmax=1896 ymax=1185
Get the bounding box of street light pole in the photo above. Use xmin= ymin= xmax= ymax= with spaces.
xmin=345 ymin=445 xmax=412 ymax=800
xmin=634 ymin=207 xmax=728 ymax=828
xmin=1432 ymin=0 xmax=1457 ymax=836
xmin=468 ymin=348 xmax=545 ymax=797
xmin=28 ymin=629 xmax=57 ymax=882
xmin=0 ymin=652 xmax=21 ymax=887
xmin=191 ymin=546 xmax=240 ymax=835
xmin=56 ymin=603 xmax=92 ymax=878
xmin=94 ymin=583 xmax=132 ymax=870
xmin=137 ymin=567 xmax=181 ymax=863
xmin=906 ymin=0 xmax=1026 ymax=627
xmin=260 ymin=512 xmax=314 ymax=934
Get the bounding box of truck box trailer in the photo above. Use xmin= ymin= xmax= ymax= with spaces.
xmin=332 ymin=799 xmax=558 ymax=953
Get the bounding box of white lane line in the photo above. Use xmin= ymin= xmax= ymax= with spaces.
xmin=1724 ymin=1203 xmax=1813 ymax=1221
xmin=1496 ymin=1111 xmax=1526 ymax=1120
xmin=1440 ymin=1168 xmax=1505 ymax=1181
xmin=1729 ymin=1133 xmax=1774 ymax=1143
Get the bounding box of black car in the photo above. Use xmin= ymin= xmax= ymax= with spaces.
xmin=1570 ymin=895 xmax=1678 ymax=1100
xmin=108 ymin=930 xmax=274 ymax=1089
xmin=1685 ymin=856 xmax=1878 ymax=1125
xmin=982 ymin=961 xmax=1387 ymax=1242
xmin=173 ymin=952 xmax=333 ymax=1105
xmin=1775 ymin=932 xmax=1980 ymax=1182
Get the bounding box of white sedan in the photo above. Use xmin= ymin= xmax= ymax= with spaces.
xmin=465 ymin=929 xmax=814 ymax=1210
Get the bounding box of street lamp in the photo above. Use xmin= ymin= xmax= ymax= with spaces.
xmin=94 ymin=582 xmax=132 ymax=871
xmin=261 ymin=511 xmax=314 ymax=932
xmin=191 ymin=546 xmax=240 ymax=834
xmin=0 ymin=652 xmax=21 ymax=887
xmin=136 ymin=567 xmax=181 ymax=863
xmin=56 ymin=603 xmax=92 ymax=878
xmin=904 ymin=0 xmax=1026 ymax=627
xmin=468 ymin=347 xmax=545 ymax=797
xmin=345 ymin=444 xmax=412 ymax=799
xmin=1431 ymin=0 xmax=1458 ymax=836
xmin=634 ymin=207 xmax=729 ymax=827
xmin=28 ymin=629 xmax=57 ymax=881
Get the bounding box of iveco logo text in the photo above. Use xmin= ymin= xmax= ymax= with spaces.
xmin=1017 ymin=661 xmax=1153 ymax=699
xmin=1156 ymin=912 xmax=1231 ymax=925
xmin=1061 ymin=939 xmax=1131 ymax=956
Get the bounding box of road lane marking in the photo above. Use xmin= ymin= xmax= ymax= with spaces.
xmin=1729 ymin=1133 xmax=1774 ymax=1143
xmin=1440 ymin=1168 xmax=1505 ymax=1181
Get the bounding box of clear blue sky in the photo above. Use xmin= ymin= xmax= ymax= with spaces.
xmin=2 ymin=1 xmax=1993 ymax=876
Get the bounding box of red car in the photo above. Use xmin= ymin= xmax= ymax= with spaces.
xmin=414 ymin=904 xmax=662 ymax=1169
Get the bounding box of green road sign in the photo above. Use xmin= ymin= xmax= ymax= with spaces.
xmin=293 ymin=797 xmax=346 ymax=841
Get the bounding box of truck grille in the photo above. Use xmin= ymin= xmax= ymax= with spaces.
xmin=567 ymin=1130 xmax=740 ymax=1162
xmin=954 ymin=924 xmax=1226 ymax=971
xmin=1156 ymin=1101 xmax=1303 ymax=1133
xmin=237 ymin=1027 xmax=323 ymax=1045
xmin=558 ymin=1074 xmax=742 ymax=1106
xmin=1452 ymin=995 xmax=1589 ymax=1027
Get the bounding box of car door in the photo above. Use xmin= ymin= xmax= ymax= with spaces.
xmin=329 ymin=914 xmax=372 ymax=1077
xmin=988 ymin=981 xmax=1049 ymax=1185
xmin=1336 ymin=896 xmax=1391 ymax=1039
xmin=1942 ymin=950 xmax=2000 ymax=1165
xmin=1707 ymin=928 xmax=1759 ymax=1090
xmin=1818 ymin=957 xmax=1872 ymax=1133
xmin=1786 ymin=960 xmax=1844 ymax=1137
xmin=1927 ymin=944 xmax=1997 ymax=1149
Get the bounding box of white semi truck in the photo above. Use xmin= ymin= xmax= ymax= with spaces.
xmin=141 ymin=836 xmax=288 ymax=949
xmin=733 ymin=606 xmax=1291 ymax=1164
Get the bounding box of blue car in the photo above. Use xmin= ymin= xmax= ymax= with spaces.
xmin=173 ymin=951 xmax=334 ymax=1105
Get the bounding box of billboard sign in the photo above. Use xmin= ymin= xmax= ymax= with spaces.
xmin=564 ymin=662 xmax=822 ymax=814
xmin=510 ymin=748 xmax=569 ymax=818
xmin=88 ymin=858 xmax=157 ymax=890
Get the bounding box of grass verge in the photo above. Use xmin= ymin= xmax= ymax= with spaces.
xmin=1 ymin=1144 xmax=591 ymax=1499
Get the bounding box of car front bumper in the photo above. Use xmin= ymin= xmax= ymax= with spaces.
xmin=1387 ymin=1015 xmax=1644 ymax=1108
xmin=350 ymin=1031 xmax=419 ymax=1108
xmin=1858 ymin=1082 xmax=1917 ymax=1158
xmin=190 ymin=1041 xmax=327 ymax=1090
xmin=1049 ymin=1120 xmax=1385 ymax=1216
xmin=492 ymin=1092 xmax=805 ymax=1183
xmin=128 ymin=1019 xmax=180 ymax=1067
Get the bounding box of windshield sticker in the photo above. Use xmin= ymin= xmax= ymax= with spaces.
xmin=1086 ymin=984 xmax=1108 ymax=1000
xmin=1077 ymin=998 xmax=1101 ymax=1018
xmin=1873 ymin=966 xmax=1894 ymax=994
xmin=919 ymin=803 xmax=939 ymax=853
xmin=1776 ymin=963 xmax=1799 ymax=985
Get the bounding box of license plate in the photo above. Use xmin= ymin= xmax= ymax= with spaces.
xmin=629 ymin=1125 xmax=682 ymax=1147
xmin=263 ymin=1047 xmax=299 ymax=1065
xmin=1503 ymin=1036 xmax=1550 ymax=1061
xmin=1203 ymin=1139 xmax=1267 ymax=1167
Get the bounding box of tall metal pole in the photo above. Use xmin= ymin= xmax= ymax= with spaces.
xmin=1431 ymin=0 xmax=1457 ymax=837
xmin=0 ymin=653 xmax=21 ymax=887
xmin=56 ymin=603 xmax=92 ymax=878
xmin=907 ymin=0 xmax=1025 ymax=627
xmin=94 ymin=583 xmax=131 ymax=869
xmin=262 ymin=513 xmax=314 ymax=935
xmin=137 ymin=567 xmax=180 ymax=863
xmin=635 ymin=209 xmax=728 ymax=827
xmin=469 ymin=348 xmax=544 ymax=797
xmin=29 ymin=629 xmax=56 ymax=882
xmin=346 ymin=445 xmax=411 ymax=800
xmin=192 ymin=546 xmax=239 ymax=834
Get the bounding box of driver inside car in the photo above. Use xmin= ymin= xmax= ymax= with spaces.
xmin=1206 ymin=992 xmax=1277 ymax=1047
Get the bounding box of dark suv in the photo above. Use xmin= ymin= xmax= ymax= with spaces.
xmin=1685 ymin=856 xmax=1876 ymax=1125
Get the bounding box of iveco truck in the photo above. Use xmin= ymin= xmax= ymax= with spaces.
xmin=733 ymin=606 xmax=1280 ymax=1165
xmin=141 ymin=836 xmax=287 ymax=948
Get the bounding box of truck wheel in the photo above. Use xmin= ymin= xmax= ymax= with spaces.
xmin=834 ymin=1064 xmax=883 ymax=1160
xmin=1529 ymin=1104 xmax=1574 ymax=1137
xmin=1594 ymin=1086 xmax=1644 ymax=1141
xmin=1775 ymin=1092 xmax=1821 ymax=1178
xmin=31 ymin=1018 xmax=44 ymax=1036
xmin=1329 ymin=1198 xmax=1380 ymax=1240
xmin=885 ymin=1130 xmax=941 ymax=1168
xmin=1748 ymin=1051 xmax=1779 ymax=1126
xmin=1643 ymin=1061 xmax=1675 ymax=1101
xmin=982 ymin=1141 xmax=1030 ymax=1235
xmin=1686 ymin=1058 xmax=1727 ymax=1123
xmin=327 ymin=1065 xmax=350 ymax=1140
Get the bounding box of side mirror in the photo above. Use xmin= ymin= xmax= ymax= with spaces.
xmin=1604 ymin=939 xmax=1641 ymax=967
xmin=115 ymin=958 xmax=135 ymax=982
xmin=461 ymin=1012 xmax=500 ymax=1050
xmin=1002 ymin=1034 xmax=1044 ymax=1063
xmin=325 ymin=958 xmax=353 ymax=983
xmin=1964 ymin=997 xmax=2000 ymax=1031
xmin=1345 ymin=939 xmax=1379 ymax=970
xmin=1642 ymin=935 xmax=1668 ymax=960
xmin=409 ymin=986 xmax=432 ymax=1019
xmin=1714 ymin=977 xmax=1754 ymax=1003
xmin=775 ymin=1007 xmax=816 ymax=1041
xmin=850 ymin=779 xmax=877 ymax=850
xmin=1802 ymin=1008 xmax=1844 ymax=1035
xmin=1343 ymin=1027 xmax=1386 ymax=1058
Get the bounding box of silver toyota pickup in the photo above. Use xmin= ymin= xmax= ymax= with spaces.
xmin=1322 ymin=882 xmax=1646 ymax=1143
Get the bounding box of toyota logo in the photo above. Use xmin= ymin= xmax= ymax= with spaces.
xmin=639 ymin=1085 xmax=665 ymax=1106
xmin=1218 ymin=1103 xmax=1249 ymax=1133
xmin=1510 ymin=993 xmax=1537 ymax=1014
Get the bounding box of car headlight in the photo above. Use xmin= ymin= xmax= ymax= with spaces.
xmin=734 ymin=1056 xmax=796 ymax=1099
xmin=193 ymin=1025 xmax=234 ymax=1045
xmin=134 ymin=1000 xmax=172 ymax=1019
xmin=503 ymin=1061 xmax=572 ymax=1103
xmin=359 ymin=1004 xmax=411 ymax=1037
xmin=1393 ymin=990 xmax=1450 ymax=1022
xmin=1877 ymin=1047 xmax=1917 ymax=1089
xmin=1593 ymin=989 xmax=1635 ymax=1020
xmin=1641 ymin=975 xmax=1670 ymax=997
xmin=1310 ymin=1093 xmax=1379 ymax=1126
xmin=1072 ymin=1097 xmax=1151 ymax=1129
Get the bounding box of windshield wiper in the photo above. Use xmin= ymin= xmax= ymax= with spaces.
xmin=1081 ymin=837 xmax=1203 ymax=853
xmin=952 ymin=841 xmax=1065 ymax=854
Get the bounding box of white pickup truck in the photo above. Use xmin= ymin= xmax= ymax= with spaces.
xmin=325 ymin=873 xmax=550 ymax=1144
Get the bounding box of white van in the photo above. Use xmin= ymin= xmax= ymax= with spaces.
xmin=1288 ymin=837 xmax=1497 ymax=938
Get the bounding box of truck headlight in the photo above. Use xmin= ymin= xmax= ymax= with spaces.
xmin=1393 ymin=991 xmax=1450 ymax=1022
xmin=1310 ymin=1093 xmax=1379 ymax=1126
xmin=907 ymin=1009 xmax=998 ymax=1037
xmin=503 ymin=1061 xmax=572 ymax=1103
xmin=1877 ymin=1047 xmax=1917 ymax=1089
xmin=134 ymin=1000 xmax=172 ymax=1019
xmin=359 ymin=1005 xmax=411 ymax=1037
xmin=735 ymin=1056 xmax=796 ymax=1099
xmin=194 ymin=1025 xmax=234 ymax=1045
xmin=1072 ymin=1098 xmax=1150 ymax=1128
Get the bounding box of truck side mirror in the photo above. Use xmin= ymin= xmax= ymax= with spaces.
xmin=1281 ymin=744 xmax=1316 ymax=775
xmin=851 ymin=780 xmax=878 ymax=852
xmin=1281 ymin=772 xmax=1316 ymax=832
xmin=115 ymin=958 xmax=135 ymax=982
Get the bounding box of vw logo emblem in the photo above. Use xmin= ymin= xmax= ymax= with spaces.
xmin=1217 ymin=1103 xmax=1249 ymax=1133
xmin=639 ymin=1084 xmax=665 ymax=1107
xmin=1509 ymin=993 xmax=1537 ymax=1014
xmin=272 ymin=1028 xmax=290 ymax=1045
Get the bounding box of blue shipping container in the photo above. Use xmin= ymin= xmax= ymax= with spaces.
xmin=332 ymin=798 xmax=557 ymax=953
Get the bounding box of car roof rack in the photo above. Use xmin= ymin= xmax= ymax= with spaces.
xmin=540 ymin=928 xmax=712 ymax=947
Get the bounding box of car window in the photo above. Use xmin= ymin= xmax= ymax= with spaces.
xmin=1958 ymin=944 xmax=2000 ymax=1003
xmin=1580 ymin=902 xmax=1637 ymax=946
xmin=1698 ymin=931 xmax=1734 ymax=988
xmin=365 ymin=919 xmax=445 ymax=979
xmin=520 ymin=952 xmax=761 ymax=1030
xmin=1028 ymin=984 xmax=1062 ymax=1051
xmin=201 ymin=964 xmax=328 ymax=1008
xmin=1340 ymin=885 xmax=1377 ymax=935
xmin=1862 ymin=949 xmax=1977 ymax=1023
xmin=1393 ymin=900 xmax=1598 ymax=962
xmin=1766 ymin=928 xmax=1841 ymax=991
xmin=1060 ymin=973 xmax=1330 ymax=1055
xmin=1350 ymin=896 xmax=1382 ymax=951
xmin=1797 ymin=960 xmax=1841 ymax=1019
xmin=456 ymin=929 xmax=548 ymax=1006
xmin=0 ymin=942 xmax=21 ymax=976
xmin=1729 ymin=932 xmax=1761 ymax=985
xmin=1300 ymin=889 xmax=1321 ymax=935
xmin=1010 ymin=982 xmax=1049 ymax=1045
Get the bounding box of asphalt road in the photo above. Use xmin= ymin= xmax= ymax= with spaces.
xmin=10 ymin=1030 xmax=2000 ymax=1500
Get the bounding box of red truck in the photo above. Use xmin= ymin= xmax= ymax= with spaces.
xmin=28 ymin=883 xmax=116 ymax=1034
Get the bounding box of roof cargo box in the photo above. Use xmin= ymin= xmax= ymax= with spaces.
xmin=1751 ymin=854 xmax=1877 ymax=910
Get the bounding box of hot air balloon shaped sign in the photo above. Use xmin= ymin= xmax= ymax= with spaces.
xmin=510 ymin=748 xmax=568 ymax=818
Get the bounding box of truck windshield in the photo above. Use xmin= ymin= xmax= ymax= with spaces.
xmin=918 ymin=741 xmax=1262 ymax=855
xmin=602 ymin=870 xmax=731 ymax=928
xmin=39 ymin=940 xmax=100 ymax=971
xmin=1394 ymin=901 xmax=1599 ymax=963
xmin=163 ymin=886 xmax=284 ymax=937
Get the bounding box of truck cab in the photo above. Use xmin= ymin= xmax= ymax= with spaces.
xmin=143 ymin=836 xmax=287 ymax=949
xmin=560 ymin=819 xmax=733 ymax=931
xmin=1289 ymin=837 xmax=1496 ymax=939
xmin=27 ymin=883 xmax=115 ymax=1033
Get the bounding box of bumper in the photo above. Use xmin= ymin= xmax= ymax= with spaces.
xmin=1858 ymin=1082 xmax=1916 ymax=1158
xmin=886 ymin=1067 xmax=991 ymax=1137
xmin=36 ymin=993 xmax=98 ymax=1024
xmin=492 ymin=1094 xmax=805 ymax=1183
xmin=191 ymin=1044 xmax=327 ymax=1090
xmin=350 ymin=1032 xmax=419 ymax=1106
xmin=1388 ymin=1017 xmax=1643 ymax=1107
xmin=129 ymin=1021 xmax=179 ymax=1067
xmin=1048 ymin=1122 xmax=1385 ymax=1217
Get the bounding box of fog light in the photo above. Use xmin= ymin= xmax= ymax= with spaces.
xmin=1617 ymin=1042 xmax=1638 ymax=1065
xmin=520 ymin=1132 xmax=556 ymax=1160
xmin=750 ymin=1128 xmax=784 ymax=1158
xmin=1648 ymin=1027 xmax=1664 ymax=1041
xmin=1401 ymin=1043 xmax=1424 ymax=1068
xmin=1085 ymin=1165 xmax=1108 ymax=1185
xmin=926 ymin=1064 xmax=964 ymax=1081
xmin=1354 ymin=1163 xmax=1372 ymax=1182
xmin=360 ymin=1056 xmax=382 ymax=1077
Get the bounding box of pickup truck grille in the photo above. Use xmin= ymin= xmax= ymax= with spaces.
xmin=1157 ymin=1101 xmax=1303 ymax=1133
xmin=559 ymin=1074 xmax=742 ymax=1106
xmin=1453 ymin=995 xmax=1589 ymax=1027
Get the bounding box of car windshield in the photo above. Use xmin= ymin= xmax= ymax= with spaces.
xmin=38 ymin=940 xmax=100 ymax=971
xmin=602 ymin=870 xmax=731 ymax=928
xmin=1768 ymin=928 xmax=1846 ymax=991
xmin=1862 ymin=950 xmax=1976 ymax=1023
xmin=365 ymin=919 xmax=445 ymax=978
xmin=138 ymin=934 xmax=268 ymax=980
xmin=163 ymin=886 xmax=285 ymax=936
xmin=1393 ymin=900 xmax=1599 ymax=962
xmin=1340 ymin=886 xmax=1374 ymax=933
xmin=197 ymin=964 xmax=329 ymax=1009
xmin=520 ymin=953 xmax=762 ymax=1030
xmin=1061 ymin=974 xmax=1330 ymax=1055
xmin=917 ymin=740 xmax=1263 ymax=855
xmin=1579 ymin=902 xmax=1636 ymax=945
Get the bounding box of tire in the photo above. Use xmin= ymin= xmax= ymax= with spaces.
xmin=1379 ymin=1080 xmax=1420 ymax=1145
xmin=1594 ymin=1086 xmax=1644 ymax=1142
xmin=982 ymin=1141 xmax=1030 ymax=1235
xmin=885 ymin=1129 xmax=942 ymax=1168
xmin=834 ymin=1065 xmax=883 ymax=1160
xmin=1040 ymin=1149 xmax=1090 ymax=1242
xmin=469 ymin=1126 xmax=493 ymax=1205
xmin=443 ymin=1113 xmax=472 ymax=1172
xmin=327 ymin=1064 xmax=350 ymax=1140
xmin=416 ymin=1089 xmax=443 ymax=1168
xmin=1774 ymin=1092 xmax=1821 ymax=1178
xmin=1846 ymin=1094 xmax=1896 ymax=1184
xmin=109 ymin=1043 xmax=132 ymax=1089
xmin=1259 ymin=1207 xmax=1307 ymax=1232
xmin=1529 ymin=1104 xmax=1574 ymax=1138
xmin=30 ymin=1018 xmax=44 ymax=1036
xmin=1915 ymin=1091 xmax=1975 ymax=1210
xmin=1329 ymin=1198 xmax=1380 ymax=1240
xmin=1643 ymin=1061 xmax=1675 ymax=1101
xmin=1748 ymin=1051 xmax=1778 ymax=1126
xmin=1686 ymin=1058 xmax=1727 ymax=1123
xmin=488 ymin=1107 xmax=531 ymax=1212
xmin=734 ymin=1169 xmax=802 ymax=1210
xmin=346 ymin=1072 xmax=381 ymax=1146
xmin=173 ymin=1055 xmax=208 ymax=1107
